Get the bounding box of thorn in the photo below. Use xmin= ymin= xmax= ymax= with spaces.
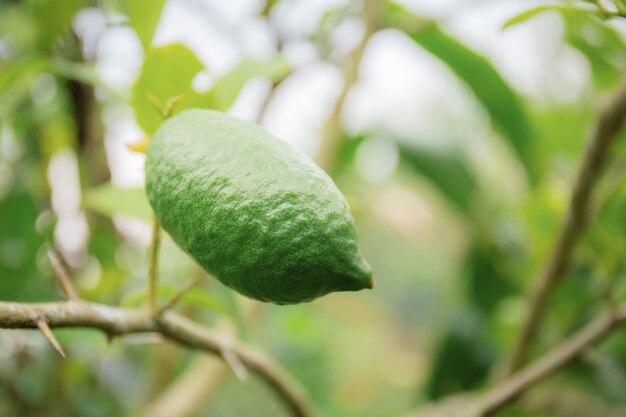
xmin=37 ymin=319 xmax=66 ymax=358
xmin=221 ymin=342 xmax=249 ymax=381
xmin=47 ymin=249 xmax=79 ymax=301
xmin=158 ymin=278 xmax=200 ymax=315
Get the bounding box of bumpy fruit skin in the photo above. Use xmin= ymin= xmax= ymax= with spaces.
xmin=145 ymin=109 xmax=373 ymax=304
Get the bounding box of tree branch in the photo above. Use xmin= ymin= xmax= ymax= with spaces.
xmin=0 ymin=301 xmax=314 ymax=417
xmin=315 ymin=0 xmax=381 ymax=173
xmin=498 ymin=81 xmax=626 ymax=377
xmin=478 ymin=306 xmax=626 ymax=416
xmin=406 ymin=305 xmax=626 ymax=417
xmin=521 ymin=385 xmax=626 ymax=417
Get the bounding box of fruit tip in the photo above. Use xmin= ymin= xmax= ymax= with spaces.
xmin=366 ymin=278 xmax=376 ymax=289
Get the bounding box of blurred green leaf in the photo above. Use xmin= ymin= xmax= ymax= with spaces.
xmin=0 ymin=190 xmax=45 ymax=300
xmin=83 ymin=183 xmax=152 ymax=220
xmin=52 ymin=60 xmax=126 ymax=101
xmin=132 ymin=44 xmax=290 ymax=133
xmin=132 ymin=44 xmax=207 ymax=133
xmin=210 ymin=57 xmax=291 ymax=111
xmin=0 ymin=55 xmax=49 ymax=120
xmin=122 ymin=0 xmax=167 ymax=48
xmin=406 ymin=23 xmax=535 ymax=179
xmin=0 ymin=3 xmax=37 ymax=52
xmin=397 ymin=141 xmax=478 ymax=211
xmin=533 ymin=105 xmax=592 ymax=157
xmin=563 ymin=14 xmax=626 ymax=89
xmin=29 ymin=0 xmax=82 ymax=50
xmin=425 ymin=312 xmax=495 ymax=399
xmin=465 ymin=242 xmax=518 ymax=315
xmin=502 ymin=4 xmax=599 ymax=29
xmin=416 ymin=25 xmax=534 ymax=169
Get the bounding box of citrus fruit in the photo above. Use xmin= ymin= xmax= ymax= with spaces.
xmin=145 ymin=109 xmax=373 ymax=304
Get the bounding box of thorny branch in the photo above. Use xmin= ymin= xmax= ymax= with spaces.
xmin=0 ymin=301 xmax=314 ymax=417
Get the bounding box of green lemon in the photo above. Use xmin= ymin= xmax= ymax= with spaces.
xmin=145 ymin=109 xmax=373 ymax=304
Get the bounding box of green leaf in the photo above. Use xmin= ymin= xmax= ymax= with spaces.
xmin=0 ymin=190 xmax=46 ymax=300
xmin=563 ymin=14 xmax=626 ymax=89
xmin=0 ymin=56 xmax=49 ymax=120
xmin=83 ymin=183 xmax=152 ymax=221
xmin=425 ymin=312 xmax=495 ymax=399
xmin=132 ymin=44 xmax=290 ymax=133
xmin=210 ymin=57 xmax=291 ymax=111
xmin=502 ymin=4 xmax=599 ymax=30
xmin=397 ymin=141 xmax=478 ymax=211
xmin=132 ymin=44 xmax=207 ymax=133
xmin=29 ymin=0 xmax=82 ymax=50
xmin=465 ymin=241 xmax=518 ymax=315
xmin=122 ymin=0 xmax=167 ymax=48
xmin=406 ymin=23 xmax=535 ymax=180
xmin=384 ymin=4 xmax=534 ymax=166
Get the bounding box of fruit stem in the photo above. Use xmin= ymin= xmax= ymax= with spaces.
xmin=366 ymin=278 xmax=376 ymax=289
xmin=148 ymin=217 xmax=161 ymax=316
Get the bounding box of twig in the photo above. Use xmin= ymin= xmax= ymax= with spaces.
xmin=36 ymin=318 xmax=66 ymax=358
xmin=522 ymin=385 xmax=626 ymax=417
xmin=256 ymin=78 xmax=286 ymax=125
xmin=498 ymin=81 xmax=626 ymax=377
xmin=137 ymin=355 xmax=229 ymax=417
xmin=478 ymin=306 xmax=626 ymax=416
xmin=148 ymin=217 xmax=161 ymax=316
xmin=137 ymin=299 xmax=263 ymax=417
xmin=608 ymin=0 xmax=626 ymax=15
xmin=315 ymin=0 xmax=380 ymax=173
xmin=157 ymin=278 xmax=200 ymax=315
xmin=47 ymin=249 xmax=79 ymax=301
xmin=406 ymin=305 xmax=626 ymax=417
xmin=0 ymin=301 xmax=314 ymax=417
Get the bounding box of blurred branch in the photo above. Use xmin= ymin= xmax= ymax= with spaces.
xmin=0 ymin=301 xmax=314 ymax=417
xmin=47 ymin=249 xmax=79 ymax=301
xmin=522 ymin=386 xmax=626 ymax=417
xmin=137 ymin=355 xmax=229 ymax=417
xmin=157 ymin=278 xmax=200 ymax=315
xmin=139 ymin=297 xmax=263 ymax=417
xmin=497 ymin=80 xmax=626 ymax=377
xmin=315 ymin=0 xmax=381 ymax=173
xmin=406 ymin=305 xmax=626 ymax=417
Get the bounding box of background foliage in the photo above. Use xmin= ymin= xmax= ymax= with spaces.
xmin=1 ymin=0 xmax=626 ymax=416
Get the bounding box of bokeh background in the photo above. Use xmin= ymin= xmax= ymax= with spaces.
xmin=2 ymin=0 xmax=626 ymax=416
